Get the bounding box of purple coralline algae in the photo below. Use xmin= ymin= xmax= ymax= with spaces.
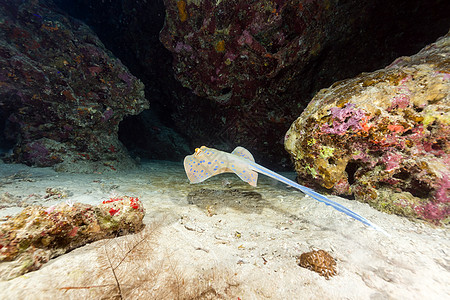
xmin=285 ymin=31 xmax=450 ymax=225
xmin=0 ymin=0 xmax=148 ymax=172
xmin=159 ymin=0 xmax=449 ymax=168
xmin=0 ymin=196 xmax=145 ymax=280
xmin=321 ymin=104 xmax=367 ymax=135
xmin=159 ymin=0 xmax=352 ymax=166
xmin=160 ymin=0 xmax=334 ymax=104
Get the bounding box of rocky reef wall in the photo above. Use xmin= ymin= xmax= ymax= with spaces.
xmin=0 ymin=0 xmax=148 ymax=172
xmin=285 ymin=32 xmax=450 ymax=224
xmin=1 ymin=0 xmax=449 ymax=170
xmin=159 ymin=0 xmax=450 ymax=168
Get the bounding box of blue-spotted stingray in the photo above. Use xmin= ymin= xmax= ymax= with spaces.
xmin=184 ymin=146 xmax=387 ymax=234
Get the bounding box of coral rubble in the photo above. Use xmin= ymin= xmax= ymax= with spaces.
xmin=0 ymin=196 xmax=145 ymax=280
xmin=0 ymin=0 xmax=148 ymax=172
xmin=285 ymin=31 xmax=450 ymax=224
xmin=297 ymin=249 xmax=337 ymax=279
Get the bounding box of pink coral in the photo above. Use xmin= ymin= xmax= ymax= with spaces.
xmin=285 ymin=33 xmax=450 ymax=225
xmin=237 ymin=30 xmax=253 ymax=46
xmin=174 ymin=41 xmax=193 ymax=53
xmin=435 ymin=174 xmax=450 ymax=204
xmin=410 ymin=175 xmax=449 ymax=223
xmin=382 ymin=152 xmax=403 ymax=171
xmin=101 ymin=108 xmax=114 ymax=122
xmin=321 ymin=103 xmax=366 ymax=135
xmin=416 ymin=202 xmax=449 ymax=223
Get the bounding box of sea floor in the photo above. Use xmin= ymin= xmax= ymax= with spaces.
xmin=0 ymin=160 xmax=449 ymax=299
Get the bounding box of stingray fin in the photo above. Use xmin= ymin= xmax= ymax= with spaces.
xmin=232 ymin=164 xmax=258 ymax=187
xmin=230 ymin=146 xmax=258 ymax=186
xmin=184 ymin=154 xmax=216 ymax=183
xmin=231 ymin=146 xmax=255 ymax=162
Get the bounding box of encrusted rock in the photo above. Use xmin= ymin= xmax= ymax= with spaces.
xmin=0 ymin=0 xmax=148 ymax=172
xmin=0 ymin=196 xmax=145 ymax=280
xmin=285 ymin=31 xmax=450 ymax=224
xmin=297 ymin=249 xmax=337 ymax=279
xmin=158 ymin=0 xmax=449 ymax=168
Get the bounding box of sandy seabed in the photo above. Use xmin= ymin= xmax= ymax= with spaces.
xmin=0 ymin=160 xmax=448 ymax=299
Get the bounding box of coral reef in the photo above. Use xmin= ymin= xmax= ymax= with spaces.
xmin=158 ymin=0 xmax=351 ymax=167
xmin=156 ymin=0 xmax=449 ymax=168
xmin=6 ymin=1 xmax=447 ymax=168
xmin=297 ymin=249 xmax=337 ymax=279
xmin=285 ymin=31 xmax=450 ymax=224
xmin=0 ymin=0 xmax=148 ymax=172
xmin=0 ymin=196 xmax=145 ymax=280
xmin=160 ymin=0 xmax=448 ymax=105
xmin=53 ymin=0 xmax=193 ymax=162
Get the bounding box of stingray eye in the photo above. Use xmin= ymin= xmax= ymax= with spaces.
xmin=194 ymin=148 xmax=202 ymax=156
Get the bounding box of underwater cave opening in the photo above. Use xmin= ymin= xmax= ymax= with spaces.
xmin=55 ymin=0 xmax=192 ymax=162
xmin=118 ymin=110 xmax=191 ymax=162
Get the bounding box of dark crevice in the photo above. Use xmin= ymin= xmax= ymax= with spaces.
xmin=431 ymin=139 xmax=444 ymax=151
xmin=345 ymin=161 xmax=359 ymax=185
xmin=221 ymin=87 xmax=232 ymax=95
xmin=393 ymin=170 xmax=410 ymax=180
xmin=407 ymin=179 xmax=433 ymax=198
xmin=401 ymin=129 xmax=413 ymax=136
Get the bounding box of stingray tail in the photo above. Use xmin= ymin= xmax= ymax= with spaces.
xmin=250 ymin=163 xmax=389 ymax=235
xmin=298 ymin=186 xmax=389 ymax=236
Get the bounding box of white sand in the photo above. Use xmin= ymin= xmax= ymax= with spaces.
xmin=0 ymin=160 xmax=448 ymax=299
